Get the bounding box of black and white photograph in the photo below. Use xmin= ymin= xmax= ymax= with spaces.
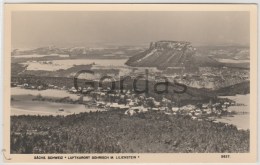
xmin=3 ymin=3 xmax=257 ymax=163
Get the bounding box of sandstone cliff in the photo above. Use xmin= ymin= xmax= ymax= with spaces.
xmin=125 ymin=41 xmax=196 ymax=70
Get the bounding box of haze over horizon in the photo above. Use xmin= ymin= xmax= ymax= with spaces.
xmin=12 ymin=11 xmax=249 ymax=49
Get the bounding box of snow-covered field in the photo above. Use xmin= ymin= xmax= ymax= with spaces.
xmin=23 ymin=59 xmax=128 ymax=71
xmin=11 ymin=87 xmax=95 ymax=116
xmin=11 ymin=102 xmax=101 ymax=116
xmin=217 ymin=94 xmax=250 ymax=130
xmin=216 ymin=58 xmax=250 ymax=63
xmin=11 ymin=87 xmax=89 ymax=101
xmin=12 ymin=54 xmax=69 ymax=58
xmin=218 ymin=94 xmax=249 ymax=107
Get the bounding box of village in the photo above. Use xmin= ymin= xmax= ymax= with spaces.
xmin=11 ymin=79 xmax=241 ymax=124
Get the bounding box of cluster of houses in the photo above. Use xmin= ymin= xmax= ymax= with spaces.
xmin=169 ymin=101 xmax=235 ymax=121
xmin=12 ymin=82 xmax=46 ymax=90
xmin=11 ymin=82 xmax=64 ymax=91
xmin=68 ymin=86 xmax=237 ymax=121
xmin=29 ymin=61 xmax=53 ymax=64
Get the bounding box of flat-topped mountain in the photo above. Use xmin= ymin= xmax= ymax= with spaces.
xmin=125 ymin=41 xmax=196 ymax=70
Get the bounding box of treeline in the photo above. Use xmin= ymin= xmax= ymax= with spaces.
xmin=11 ymin=111 xmax=249 ymax=154
xmin=32 ymin=94 xmax=85 ymax=104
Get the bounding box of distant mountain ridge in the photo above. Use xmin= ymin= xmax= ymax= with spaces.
xmin=125 ymin=41 xmax=196 ymax=70
xmin=11 ymin=46 xmax=88 ymax=57
xmin=11 ymin=46 xmax=69 ymax=56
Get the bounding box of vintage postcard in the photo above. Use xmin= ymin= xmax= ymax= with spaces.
xmin=3 ymin=4 xmax=257 ymax=163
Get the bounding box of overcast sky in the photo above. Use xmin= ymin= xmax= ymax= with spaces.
xmin=12 ymin=11 xmax=249 ymax=49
